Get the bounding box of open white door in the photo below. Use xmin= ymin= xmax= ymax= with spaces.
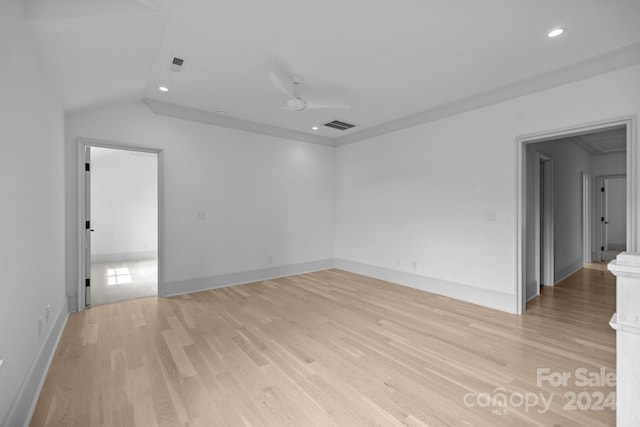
xmin=84 ymin=146 xmax=92 ymax=307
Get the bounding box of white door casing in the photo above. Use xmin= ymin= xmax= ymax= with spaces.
xmin=77 ymin=138 xmax=164 ymax=311
xmin=84 ymin=146 xmax=92 ymax=307
xmin=516 ymin=116 xmax=635 ymax=315
xmin=582 ymin=172 xmax=592 ymax=263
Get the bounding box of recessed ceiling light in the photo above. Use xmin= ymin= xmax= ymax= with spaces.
xmin=547 ymin=28 xmax=564 ymax=38
xmin=312 ymin=126 xmax=319 ymax=130
xmin=158 ymin=86 xmax=169 ymax=92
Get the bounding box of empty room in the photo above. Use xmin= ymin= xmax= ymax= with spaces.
xmin=2 ymin=0 xmax=640 ymax=426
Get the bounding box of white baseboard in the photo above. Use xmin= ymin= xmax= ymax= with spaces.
xmin=555 ymin=259 xmax=584 ymax=285
xmin=608 ymin=243 xmax=626 ymax=251
xmin=334 ymin=258 xmax=517 ymax=313
xmin=2 ymin=297 xmax=68 ymax=427
xmin=91 ymin=251 xmax=157 ymax=264
xmin=67 ymin=295 xmax=78 ymax=313
xmin=161 ymin=259 xmax=335 ymax=297
xmin=162 ymin=258 xmax=517 ymax=313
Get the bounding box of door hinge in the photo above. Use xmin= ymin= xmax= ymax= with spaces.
xmin=85 ymin=278 xmax=90 ymax=288
xmin=601 ymin=246 xmax=605 ymax=251
xmin=601 ymin=187 xmax=605 ymax=192
xmin=85 ymin=163 xmax=90 ymax=172
xmin=601 ymin=217 xmax=605 ymax=222
xmin=85 ymin=220 xmax=91 ymax=229
xmin=85 ymin=283 xmax=91 ymax=307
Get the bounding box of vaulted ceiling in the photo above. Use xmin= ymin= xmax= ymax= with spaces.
xmin=25 ymin=0 xmax=640 ymax=145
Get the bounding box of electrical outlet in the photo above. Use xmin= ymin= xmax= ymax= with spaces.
xmin=46 ymin=305 xmax=51 ymax=323
xmin=412 ymin=261 xmax=417 ymax=270
xmin=268 ymin=255 xmax=273 ymax=264
xmin=196 ymin=211 xmax=206 ymax=220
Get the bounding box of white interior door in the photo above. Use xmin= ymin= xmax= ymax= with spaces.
xmin=600 ymin=178 xmax=607 ymax=260
xmin=84 ymin=146 xmax=92 ymax=307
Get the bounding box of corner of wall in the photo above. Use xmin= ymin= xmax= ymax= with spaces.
xmin=161 ymin=259 xmax=336 ymax=297
xmin=334 ymin=258 xmax=517 ymax=314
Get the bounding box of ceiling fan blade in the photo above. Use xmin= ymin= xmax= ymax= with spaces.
xmin=269 ymin=71 xmax=292 ymax=97
xmin=304 ymin=100 xmax=350 ymax=110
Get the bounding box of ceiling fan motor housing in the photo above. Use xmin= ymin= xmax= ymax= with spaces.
xmin=287 ymin=97 xmax=306 ymax=111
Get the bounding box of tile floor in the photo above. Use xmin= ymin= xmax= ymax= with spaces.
xmin=90 ymin=258 xmax=157 ymax=306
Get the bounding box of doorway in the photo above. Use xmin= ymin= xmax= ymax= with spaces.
xmin=517 ymin=117 xmax=635 ymax=314
xmin=598 ymin=175 xmax=627 ymax=262
xmin=80 ymin=142 xmax=162 ymax=307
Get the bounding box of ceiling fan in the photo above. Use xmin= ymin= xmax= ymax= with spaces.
xmin=269 ymin=71 xmax=349 ymax=112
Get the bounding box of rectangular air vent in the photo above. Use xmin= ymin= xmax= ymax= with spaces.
xmin=170 ymin=56 xmax=185 ymax=72
xmin=323 ymin=119 xmax=356 ymax=131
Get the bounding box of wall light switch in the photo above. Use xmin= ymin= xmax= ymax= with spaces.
xmin=484 ymin=210 xmax=497 ymax=222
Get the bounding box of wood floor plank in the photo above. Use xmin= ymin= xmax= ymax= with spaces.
xmin=31 ymin=268 xmax=616 ymax=426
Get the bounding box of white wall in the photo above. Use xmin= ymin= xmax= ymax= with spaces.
xmin=593 ymin=152 xmax=627 ymax=177
xmin=0 ymin=1 xmax=66 ymax=426
xmin=90 ymin=147 xmax=158 ymax=262
xmin=335 ymin=64 xmax=640 ymax=313
xmin=66 ymin=102 xmax=335 ymax=305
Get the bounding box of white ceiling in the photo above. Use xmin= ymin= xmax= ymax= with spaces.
xmin=572 ymin=126 xmax=627 ymax=155
xmin=25 ymin=0 xmax=640 ymax=145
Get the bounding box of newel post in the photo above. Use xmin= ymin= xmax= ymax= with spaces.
xmin=608 ymin=252 xmax=640 ymax=426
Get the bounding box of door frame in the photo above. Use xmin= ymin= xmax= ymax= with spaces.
xmin=582 ymin=172 xmax=592 ymax=263
xmin=516 ymin=116 xmax=636 ymax=314
xmin=77 ymin=138 xmax=164 ymax=310
xmin=534 ymin=152 xmax=554 ymax=292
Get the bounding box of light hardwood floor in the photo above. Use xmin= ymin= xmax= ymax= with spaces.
xmin=31 ymin=268 xmax=616 ymax=426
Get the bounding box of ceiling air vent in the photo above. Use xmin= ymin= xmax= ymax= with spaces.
xmin=323 ymin=119 xmax=356 ymax=131
xmin=170 ymin=57 xmax=185 ymax=72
